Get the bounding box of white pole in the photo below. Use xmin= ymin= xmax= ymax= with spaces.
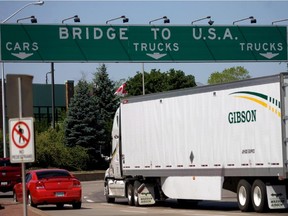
xmin=1 ymin=63 xmax=6 ymax=157
xmin=1 ymin=1 xmax=44 ymax=23
xmin=51 ymin=62 xmax=55 ymax=128
xmin=18 ymin=77 xmax=27 ymax=216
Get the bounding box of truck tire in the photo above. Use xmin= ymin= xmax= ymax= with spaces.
xmin=127 ymin=183 xmax=135 ymax=206
xmin=237 ymin=179 xmax=252 ymax=212
xmin=133 ymin=181 xmax=141 ymax=206
xmin=104 ymin=181 xmax=115 ymax=203
xmin=251 ymin=179 xmax=267 ymax=213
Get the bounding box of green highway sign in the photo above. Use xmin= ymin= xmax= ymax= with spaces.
xmin=0 ymin=24 xmax=287 ymax=62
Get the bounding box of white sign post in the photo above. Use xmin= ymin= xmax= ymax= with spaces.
xmin=8 ymin=77 xmax=34 ymax=216
xmin=9 ymin=117 xmax=35 ymax=163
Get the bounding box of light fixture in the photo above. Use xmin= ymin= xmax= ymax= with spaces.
xmin=17 ymin=16 xmax=37 ymax=23
xmin=149 ymin=16 xmax=170 ymax=24
xmin=191 ymin=16 xmax=214 ymax=25
xmin=106 ymin=15 xmax=129 ymax=24
xmin=272 ymin=18 xmax=288 ymax=25
xmin=233 ymin=16 xmax=257 ymax=25
xmin=1 ymin=1 xmax=44 ymax=23
xmin=62 ymin=15 xmax=80 ymax=24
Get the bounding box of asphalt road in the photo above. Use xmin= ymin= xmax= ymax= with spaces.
xmin=1 ymin=180 xmax=288 ymax=216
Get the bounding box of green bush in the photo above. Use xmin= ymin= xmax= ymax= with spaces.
xmin=35 ymin=124 xmax=89 ymax=171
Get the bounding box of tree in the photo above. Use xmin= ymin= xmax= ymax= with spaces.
xmin=64 ymin=79 xmax=104 ymax=169
xmin=166 ymin=69 xmax=196 ymax=90
xmin=207 ymin=66 xmax=251 ymax=85
xmin=92 ymin=64 xmax=118 ymax=156
xmin=126 ymin=68 xmax=196 ymax=96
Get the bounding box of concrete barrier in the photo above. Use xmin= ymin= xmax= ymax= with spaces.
xmin=72 ymin=170 xmax=105 ymax=181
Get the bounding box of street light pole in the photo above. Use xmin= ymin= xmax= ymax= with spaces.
xmin=16 ymin=15 xmax=38 ymax=23
xmin=1 ymin=0 xmax=44 ymax=158
xmin=1 ymin=1 xmax=44 ymax=23
xmin=106 ymin=15 xmax=129 ymax=24
xmin=149 ymin=16 xmax=170 ymax=24
xmin=144 ymin=16 xmax=170 ymax=95
xmin=142 ymin=63 xmax=145 ymax=95
xmin=51 ymin=63 xmax=55 ymax=129
xmin=61 ymin=15 xmax=80 ymax=24
xmin=233 ymin=16 xmax=257 ymax=25
xmin=191 ymin=16 xmax=214 ymax=25
xmin=272 ymin=18 xmax=288 ymax=25
xmin=271 ymin=18 xmax=288 ymax=73
xmin=1 ymin=63 xmax=6 ymax=157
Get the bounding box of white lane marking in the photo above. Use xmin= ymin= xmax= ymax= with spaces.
xmin=121 ymin=210 xmax=147 ymax=214
xmin=128 ymin=206 xmax=148 ymax=210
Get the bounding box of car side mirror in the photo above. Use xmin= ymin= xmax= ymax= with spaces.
xmin=101 ymin=154 xmax=111 ymax=162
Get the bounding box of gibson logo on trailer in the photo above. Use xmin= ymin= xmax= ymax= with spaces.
xmin=228 ymin=110 xmax=256 ymax=124
xmin=228 ymin=90 xmax=281 ymax=124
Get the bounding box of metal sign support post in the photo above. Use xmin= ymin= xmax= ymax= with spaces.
xmin=51 ymin=62 xmax=55 ymax=129
xmin=142 ymin=63 xmax=145 ymax=95
xmin=18 ymin=77 xmax=27 ymax=216
xmin=1 ymin=62 xmax=6 ymax=157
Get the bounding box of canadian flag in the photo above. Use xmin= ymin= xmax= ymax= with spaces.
xmin=114 ymin=83 xmax=128 ymax=97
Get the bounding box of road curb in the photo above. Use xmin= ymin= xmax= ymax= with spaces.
xmin=28 ymin=206 xmax=51 ymax=216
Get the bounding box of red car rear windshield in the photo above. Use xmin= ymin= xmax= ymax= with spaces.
xmin=36 ymin=170 xmax=71 ymax=180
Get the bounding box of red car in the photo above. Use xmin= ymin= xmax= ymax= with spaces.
xmin=0 ymin=158 xmax=21 ymax=193
xmin=13 ymin=168 xmax=82 ymax=209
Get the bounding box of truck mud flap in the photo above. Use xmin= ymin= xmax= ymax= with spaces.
xmin=266 ymin=185 xmax=288 ymax=209
xmin=136 ymin=183 xmax=156 ymax=206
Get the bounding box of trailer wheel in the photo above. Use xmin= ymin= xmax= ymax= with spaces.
xmin=104 ymin=181 xmax=115 ymax=203
xmin=127 ymin=183 xmax=135 ymax=206
xmin=251 ymin=179 xmax=267 ymax=213
xmin=237 ymin=179 xmax=252 ymax=212
xmin=133 ymin=181 xmax=141 ymax=206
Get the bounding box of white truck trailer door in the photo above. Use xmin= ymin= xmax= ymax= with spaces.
xmin=282 ymin=74 xmax=288 ymax=177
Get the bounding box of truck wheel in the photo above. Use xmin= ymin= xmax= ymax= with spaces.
xmin=133 ymin=181 xmax=141 ymax=206
xmin=251 ymin=179 xmax=267 ymax=213
xmin=237 ymin=179 xmax=252 ymax=212
xmin=104 ymin=181 xmax=115 ymax=203
xmin=127 ymin=183 xmax=135 ymax=206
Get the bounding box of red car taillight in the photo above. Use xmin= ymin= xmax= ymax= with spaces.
xmin=35 ymin=181 xmax=45 ymax=190
xmin=73 ymin=180 xmax=81 ymax=188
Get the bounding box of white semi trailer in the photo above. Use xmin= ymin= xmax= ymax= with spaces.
xmin=104 ymin=73 xmax=288 ymax=212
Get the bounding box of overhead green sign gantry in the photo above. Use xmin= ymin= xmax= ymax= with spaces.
xmin=0 ymin=24 xmax=287 ymax=62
